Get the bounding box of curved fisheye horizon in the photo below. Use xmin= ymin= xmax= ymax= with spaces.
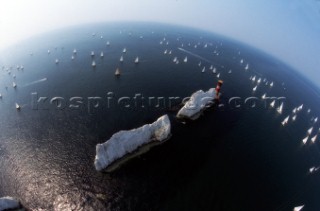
xmin=1 ymin=0 xmax=320 ymax=87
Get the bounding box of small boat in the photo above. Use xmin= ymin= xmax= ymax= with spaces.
xmin=168 ymin=50 xmax=172 ymax=55
xmin=92 ymin=61 xmax=96 ymax=67
xmin=198 ymin=61 xmax=201 ymax=66
xmin=252 ymin=76 xmax=256 ymax=82
xmin=0 ymin=93 xmax=2 ymax=99
xmin=307 ymin=109 xmax=311 ymax=113
xmin=294 ymin=205 xmax=304 ymax=211
xmin=292 ymin=115 xmax=297 ymax=121
xmin=71 ymin=56 xmax=74 ymax=60
xmin=201 ymin=67 xmax=205 ymax=73
xmin=15 ymin=103 xmax=20 ymax=110
xmin=55 ymin=59 xmax=59 ymax=64
xmin=307 ymin=127 xmax=313 ymax=135
xmin=253 ymin=85 xmax=257 ymax=92
xmin=270 ymin=82 xmax=274 ymax=87
xmin=281 ymin=116 xmax=289 ymax=126
xmin=164 ymin=50 xmax=167 ymax=54
xmin=212 ymin=68 xmax=216 ymax=73
xmin=173 ymin=57 xmax=177 ymax=63
xmin=261 ymin=93 xmax=266 ymax=99
xmin=314 ymin=117 xmax=318 ymax=123
xmin=123 ymin=48 xmax=127 ymax=53
xmin=184 ymin=56 xmax=187 ymax=63
xmin=120 ymin=56 xmax=124 ymax=62
xmin=228 ymin=70 xmax=232 ymax=74
xmin=91 ymin=51 xmax=95 ymax=56
xmin=100 ymin=36 xmax=103 ymax=39
xmin=204 ymin=43 xmax=208 ymax=48
xmin=270 ymin=100 xmax=275 ymax=108
xmin=292 ymin=108 xmax=297 ymax=113
xmin=257 ymin=78 xmax=261 ymax=83
xmin=106 ymin=41 xmax=110 ymax=46
xmin=134 ymin=57 xmax=139 ymax=64
xmin=12 ymin=82 xmax=17 ymax=88
xmin=73 ymin=49 xmax=77 ymax=54
xmin=217 ymin=73 xmax=220 ymax=78
xmin=100 ymin=52 xmax=104 ymax=58
xmin=245 ymin=63 xmax=249 ymax=70
xmin=277 ymin=102 xmax=283 ymax=114
xmin=47 ymin=50 xmax=50 ymax=54
xmin=175 ymin=60 xmax=179 ymax=64
xmin=240 ymin=59 xmax=244 ymax=64
xmin=297 ymin=104 xmax=303 ymax=111
xmin=115 ymin=68 xmax=121 ymax=76
xmin=302 ymin=136 xmax=308 ymax=144
xmin=311 ymin=135 xmax=317 ymax=143
xmin=209 ymin=65 xmax=213 ymax=70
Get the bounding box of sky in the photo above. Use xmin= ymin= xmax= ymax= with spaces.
xmin=1 ymin=0 xmax=320 ymax=86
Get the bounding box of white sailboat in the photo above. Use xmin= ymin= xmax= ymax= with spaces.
xmin=55 ymin=59 xmax=59 ymax=64
xmin=209 ymin=65 xmax=213 ymax=70
xmin=252 ymin=76 xmax=256 ymax=82
xmin=201 ymin=67 xmax=205 ymax=73
xmin=213 ymin=68 xmax=217 ymax=73
xmin=262 ymin=93 xmax=266 ymax=99
xmin=164 ymin=50 xmax=167 ymax=54
xmin=257 ymin=78 xmax=261 ymax=83
xmin=245 ymin=63 xmax=249 ymax=70
xmin=106 ymin=41 xmax=110 ymax=46
xmin=302 ymin=136 xmax=308 ymax=144
xmin=297 ymin=104 xmax=303 ymax=111
xmin=270 ymin=82 xmax=274 ymax=87
xmin=184 ymin=56 xmax=187 ymax=63
xmin=123 ymin=48 xmax=127 ymax=53
xmin=307 ymin=127 xmax=313 ymax=135
xmin=292 ymin=115 xmax=297 ymax=121
xmin=173 ymin=57 xmax=177 ymax=63
xmin=217 ymin=73 xmax=220 ymax=78
xmin=47 ymin=50 xmax=50 ymax=54
xmin=71 ymin=56 xmax=75 ymax=60
xmin=314 ymin=117 xmax=318 ymax=123
xmin=228 ymin=70 xmax=232 ymax=74
xmin=73 ymin=49 xmax=77 ymax=54
xmin=240 ymin=59 xmax=244 ymax=64
xmin=92 ymin=60 xmax=96 ymax=67
xmin=13 ymin=82 xmax=17 ymax=88
xmin=270 ymin=100 xmax=275 ymax=108
xmin=115 ymin=68 xmax=121 ymax=76
xmin=198 ymin=61 xmax=201 ymax=66
xmin=292 ymin=108 xmax=297 ymax=113
xmin=134 ymin=57 xmax=139 ymax=64
xmin=253 ymin=85 xmax=257 ymax=92
xmin=281 ymin=116 xmax=290 ymax=126
xmin=277 ymin=102 xmax=283 ymax=114
xmin=293 ymin=205 xmax=304 ymax=211
xmin=307 ymin=109 xmax=311 ymax=113
xmin=91 ymin=51 xmax=95 ymax=56
xmin=15 ymin=103 xmax=20 ymax=110
xmin=168 ymin=50 xmax=172 ymax=55
xmin=120 ymin=55 xmax=124 ymax=62
xmin=0 ymin=93 xmax=2 ymax=99
xmin=311 ymin=135 xmax=317 ymax=143
xmin=100 ymin=52 xmax=104 ymax=58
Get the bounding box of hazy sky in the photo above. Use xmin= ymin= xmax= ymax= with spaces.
xmin=1 ymin=0 xmax=320 ymax=86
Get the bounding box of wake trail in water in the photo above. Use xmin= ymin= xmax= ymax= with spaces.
xmin=23 ymin=78 xmax=47 ymax=87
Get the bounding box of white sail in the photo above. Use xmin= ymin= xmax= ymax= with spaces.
xmin=297 ymin=104 xmax=303 ymax=111
xmin=292 ymin=115 xmax=297 ymax=121
xmin=198 ymin=61 xmax=201 ymax=66
xmin=311 ymin=135 xmax=317 ymax=143
xmin=245 ymin=63 xmax=249 ymax=70
xmin=314 ymin=117 xmax=318 ymax=123
xmin=292 ymin=108 xmax=297 ymax=113
xmin=173 ymin=57 xmax=177 ymax=63
xmin=120 ymin=56 xmax=124 ymax=62
xmin=213 ymin=68 xmax=216 ymax=73
xmin=302 ymin=136 xmax=308 ymax=144
xmin=168 ymin=50 xmax=172 ymax=55
xmin=55 ymin=59 xmax=59 ymax=64
xmin=106 ymin=41 xmax=110 ymax=46
xmin=228 ymin=70 xmax=232 ymax=74
xmin=262 ymin=93 xmax=266 ymax=99
xmin=270 ymin=82 xmax=274 ymax=87
xmin=91 ymin=51 xmax=95 ymax=56
xmin=115 ymin=68 xmax=121 ymax=76
xmin=184 ymin=56 xmax=187 ymax=63
xmin=73 ymin=49 xmax=77 ymax=54
xmin=307 ymin=127 xmax=313 ymax=135
xmin=270 ymin=100 xmax=275 ymax=108
xmin=216 ymin=73 xmax=220 ymax=78
xmin=253 ymin=85 xmax=257 ymax=92
xmin=257 ymin=78 xmax=261 ymax=83
xmin=134 ymin=57 xmax=139 ymax=64
xmin=201 ymin=67 xmax=206 ymax=73
xmin=122 ymin=48 xmax=127 ymax=53
xmin=307 ymin=109 xmax=311 ymax=113
xmin=15 ymin=103 xmax=20 ymax=110
xmin=240 ymin=59 xmax=244 ymax=64
xmin=12 ymin=82 xmax=17 ymax=88
xmin=164 ymin=49 xmax=167 ymax=54
xmin=71 ymin=56 xmax=74 ymax=60
xmin=100 ymin=52 xmax=104 ymax=57
xmin=293 ymin=205 xmax=304 ymax=211
xmin=281 ymin=116 xmax=290 ymax=126
xmin=252 ymin=76 xmax=256 ymax=82
xmin=47 ymin=50 xmax=50 ymax=54
xmin=209 ymin=65 xmax=213 ymax=70
xmin=92 ymin=60 xmax=96 ymax=67
xmin=277 ymin=102 xmax=283 ymax=114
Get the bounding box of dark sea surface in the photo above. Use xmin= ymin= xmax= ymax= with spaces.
xmin=0 ymin=22 xmax=320 ymax=210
